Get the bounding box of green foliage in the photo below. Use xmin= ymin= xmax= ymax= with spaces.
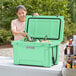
xmin=0 ymin=0 xmax=69 ymax=29
xmin=0 ymin=29 xmax=12 ymax=45
xmin=0 ymin=0 xmax=76 ymax=42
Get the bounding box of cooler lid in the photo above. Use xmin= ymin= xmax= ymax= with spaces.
xmin=25 ymin=15 xmax=64 ymax=41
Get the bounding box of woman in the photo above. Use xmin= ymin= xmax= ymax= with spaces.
xmin=11 ymin=5 xmax=39 ymax=40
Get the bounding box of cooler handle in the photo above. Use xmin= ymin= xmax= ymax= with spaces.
xmin=52 ymin=46 xmax=58 ymax=65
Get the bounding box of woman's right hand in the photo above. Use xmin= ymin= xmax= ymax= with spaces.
xmin=21 ymin=32 xmax=27 ymax=37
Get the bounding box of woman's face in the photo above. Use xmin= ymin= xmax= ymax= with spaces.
xmin=16 ymin=8 xmax=27 ymax=19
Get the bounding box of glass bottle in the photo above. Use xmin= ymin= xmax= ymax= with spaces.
xmin=24 ymin=34 xmax=32 ymax=42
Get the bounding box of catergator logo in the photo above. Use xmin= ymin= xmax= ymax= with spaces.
xmin=26 ymin=47 xmax=35 ymax=49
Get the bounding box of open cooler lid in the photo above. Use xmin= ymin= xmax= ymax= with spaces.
xmin=25 ymin=15 xmax=64 ymax=41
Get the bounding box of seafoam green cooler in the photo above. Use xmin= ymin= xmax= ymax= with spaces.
xmin=11 ymin=15 xmax=64 ymax=67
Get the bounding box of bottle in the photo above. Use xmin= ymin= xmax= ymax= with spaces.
xmin=24 ymin=34 xmax=32 ymax=42
xmin=64 ymin=46 xmax=67 ymax=55
xmin=36 ymin=39 xmax=40 ymax=42
xmin=66 ymin=60 xmax=71 ymax=68
xmin=72 ymin=35 xmax=76 ymax=55
xmin=63 ymin=55 xmax=67 ymax=68
xmin=44 ymin=35 xmax=47 ymax=41
xmin=72 ymin=55 xmax=76 ymax=69
xmin=64 ymin=39 xmax=73 ymax=55
xmin=66 ymin=55 xmax=72 ymax=68
xmin=69 ymin=39 xmax=73 ymax=55
xmin=67 ymin=45 xmax=70 ymax=55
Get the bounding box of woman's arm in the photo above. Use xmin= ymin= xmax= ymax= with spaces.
xmin=12 ymin=29 xmax=27 ymax=37
xmin=11 ymin=20 xmax=27 ymax=37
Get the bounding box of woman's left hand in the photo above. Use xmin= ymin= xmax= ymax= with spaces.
xmin=33 ymin=13 xmax=39 ymax=16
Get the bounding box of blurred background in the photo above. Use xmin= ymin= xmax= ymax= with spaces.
xmin=0 ymin=0 xmax=76 ymax=45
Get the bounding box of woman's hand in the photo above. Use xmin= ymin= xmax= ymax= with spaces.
xmin=12 ymin=29 xmax=27 ymax=37
xmin=21 ymin=32 xmax=27 ymax=37
xmin=33 ymin=13 xmax=39 ymax=16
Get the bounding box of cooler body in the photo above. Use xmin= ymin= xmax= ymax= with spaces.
xmin=12 ymin=41 xmax=60 ymax=67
